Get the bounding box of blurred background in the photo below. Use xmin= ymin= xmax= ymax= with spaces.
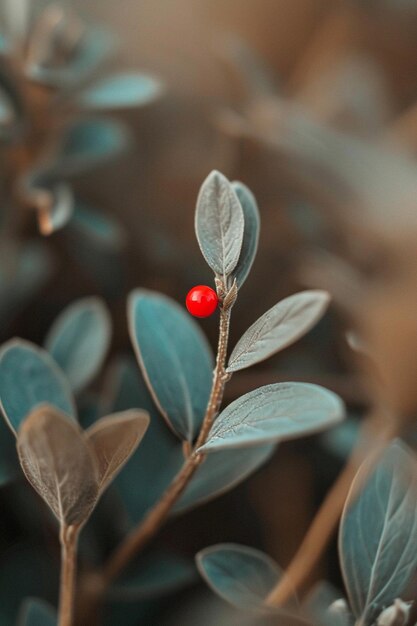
xmin=2 ymin=0 xmax=417 ymax=623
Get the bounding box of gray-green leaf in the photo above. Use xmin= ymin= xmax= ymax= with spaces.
xmin=339 ymin=442 xmax=417 ymax=626
xmin=45 ymin=297 xmax=111 ymax=393
xmin=227 ymin=291 xmax=330 ymax=372
xmin=231 ymin=181 xmax=260 ymax=288
xmin=198 ymin=383 xmax=344 ymax=453
xmin=0 ymin=339 xmax=76 ymax=434
xmin=195 ymin=170 xmax=244 ymax=280
xmin=17 ymin=405 xmax=99 ymax=526
xmin=78 ymin=73 xmax=163 ymax=110
xmin=17 ymin=598 xmax=56 ymax=626
xmin=128 ymin=289 xmax=214 ymax=441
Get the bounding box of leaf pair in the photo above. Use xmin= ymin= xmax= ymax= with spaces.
xmin=17 ymin=404 xmax=149 ymax=527
xmin=195 ymin=171 xmax=259 ymax=288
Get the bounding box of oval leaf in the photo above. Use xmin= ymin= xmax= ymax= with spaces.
xmin=0 ymin=339 xmax=76 ymax=434
xmin=227 ymin=291 xmax=330 ymax=372
xmin=18 ymin=598 xmax=56 ymax=626
xmin=128 ymin=289 xmax=214 ymax=441
xmin=17 ymin=405 xmax=99 ymax=526
xmin=198 ymin=383 xmax=344 ymax=453
xmin=231 ymin=181 xmax=260 ymax=288
xmin=86 ymin=410 xmax=149 ymax=494
xmin=339 ymin=442 xmax=417 ymax=625
xmin=195 ymin=170 xmax=244 ymax=279
xmin=45 ymin=297 xmax=111 ymax=393
xmin=78 ymin=72 xmax=163 ymax=110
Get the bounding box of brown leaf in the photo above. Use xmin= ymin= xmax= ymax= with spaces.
xmin=17 ymin=404 xmax=99 ymax=526
xmin=86 ymin=410 xmax=149 ymax=493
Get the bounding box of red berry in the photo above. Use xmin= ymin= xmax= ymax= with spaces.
xmin=186 ymin=285 xmax=218 ymax=318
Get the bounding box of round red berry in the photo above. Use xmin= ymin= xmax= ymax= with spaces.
xmin=186 ymin=285 xmax=218 ymax=318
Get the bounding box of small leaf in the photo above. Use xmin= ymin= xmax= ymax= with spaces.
xmin=195 ymin=170 xmax=244 ymax=280
xmin=71 ymin=201 xmax=125 ymax=251
xmin=174 ymin=444 xmax=274 ymax=514
xmin=45 ymin=297 xmax=111 ymax=393
xmin=199 ymin=383 xmax=344 ymax=453
xmin=20 ymin=172 xmax=74 ymax=235
xmin=339 ymin=442 xmax=417 ymax=626
xmin=78 ymin=73 xmax=163 ymax=110
xmin=128 ymin=289 xmax=214 ymax=441
xmin=0 ymin=339 xmax=76 ymax=434
xmin=17 ymin=405 xmax=99 ymax=526
xmin=231 ymin=181 xmax=260 ymax=288
xmin=86 ymin=410 xmax=149 ymax=493
xmin=18 ymin=598 xmax=56 ymax=626
xmin=227 ymin=290 xmax=330 ymax=372
xmin=109 ymin=552 xmax=196 ymax=600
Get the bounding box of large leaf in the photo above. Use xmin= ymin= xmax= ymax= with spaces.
xmin=195 ymin=170 xmax=244 ymax=280
xmin=128 ymin=289 xmax=214 ymax=441
xmin=339 ymin=442 xmax=417 ymax=626
xmin=79 ymin=73 xmax=162 ymax=110
xmin=86 ymin=410 xmax=149 ymax=494
xmin=0 ymin=339 xmax=76 ymax=433
xmin=199 ymin=383 xmax=344 ymax=453
xmin=45 ymin=297 xmax=111 ymax=393
xmin=227 ymin=291 xmax=330 ymax=373
xmin=17 ymin=598 xmax=56 ymax=626
xmin=17 ymin=405 xmax=99 ymax=526
xmin=231 ymin=181 xmax=260 ymax=288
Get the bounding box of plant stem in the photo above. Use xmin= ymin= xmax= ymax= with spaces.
xmin=102 ymin=304 xmax=232 ymax=586
xmin=58 ymin=525 xmax=79 ymax=626
xmin=265 ymin=415 xmax=397 ymax=607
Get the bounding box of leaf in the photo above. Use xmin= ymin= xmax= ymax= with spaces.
xmin=1 ymin=0 xmax=30 ymax=41
xmin=86 ymin=410 xmax=149 ymax=493
xmin=78 ymin=73 xmax=163 ymax=110
xmin=20 ymin=171 xmax=74 ymax=235
xmin=17 ymin=405 xmax=99 ymax=526
xmin=173 ymin=444 xmax=274 ymax=514
xmin=51 ymin=119 xmax=129 ymax=177
xmin=199 ymin=383 xmax=344 ymax=453
xmin=128 ymin=289 xmax=214 ymax=441
xmin=0 ymin=339 xmax=76 ymax=434
xmin=109 ymin=552 xmax=196 ymax=600
xmin=17 ymin=598 xmax=56 ymax=626
xmin=231 ymin=181 xmax=260 ymax=288
xmin=45 ymin=297 xmax=111 ymax=393
xmin=339 ymin=442 xmax=417 ymax=626
xmin=71 ymin=201 xmax=125 ymax=251
xmin=195 ymin=170 xmax=244 ymax=280
xmin=227 ymin=290 xmax=330 ymax=372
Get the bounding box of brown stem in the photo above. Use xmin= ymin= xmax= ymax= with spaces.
xmin=58 ymin=524 xmax=79 ymax=626
xmin=266 ymin=415 xmax=398 ymax=607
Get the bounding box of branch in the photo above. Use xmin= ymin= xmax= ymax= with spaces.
xmin=58 ymin=524 xmax=80 ymax=626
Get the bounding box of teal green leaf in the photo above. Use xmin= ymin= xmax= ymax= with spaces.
xmin=21 ymin=172 xmax=74 ymax=235
xmin=45 ymin=297 xmax=111 ymax=393
xmin=227 ymin=291 xmax=330 ymax=373
xmin=231 ymin=181 xmax=260 ymax=288
xmin=0 ymin=339 xmax=76 ymax=433
xmin=71 ymin=202 xmax=125 ymax=251
xmin=79 ymin=73 xmax=163 ymax=110
xmin=339 ymin=442 xmax=417 ymax=626
xmin=17 ymin=598 xmax=56 ymax=626
xmin=128 ymin=289 xmax=214 ymax=441
xmin=109 ymin=552 xmax=196 ymax=600
xmin=198 ymin=383 xmax=344 ymax=453
xmin=195 ymin=170 xmax=244 ymax=280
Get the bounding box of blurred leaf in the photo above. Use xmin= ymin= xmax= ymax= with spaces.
xmin=45 ymin=297 xmax=111 ymax=393
xmin=0 ymin=416 xmax=18 ymax=485
xmin=17 ymin=405 xmax=99 ymax=526
xmin=173 ymin=443 xmax=274 ymax=514
xmin=195 ymin=170 xmax=244 ymax=280
xmin=304 ymin=583 xmax=352 ymax=626
xmin=109 ymin=551 xmax=196 ymax=600
xmin=0 ymin=339 xmax=76 ymax=433
xmin=231 ymin=181 xmax=260 ymax=288
xmin=52 ymin=118 xmax=129 ymax=177
xmin=340 ymin=442 xmax=417 ymax=625
xmin=86 ymin=410 xmax=149 ymax=494
xmin=199 ymin=383 xmax=344 ymax=453
xmin=71 ymin=201 xmax=125 ymax=251
xmin=79 ymin=73 xmax=163 ymax=110
xmin=21 ymin=172 xmax=74 ymax=235
xmin=128 ymin=289 xmax=214 ymax=441
xmin=1 ymin=0 xmax=30 ymax=42
xmin=17 ymin=598 xmax=56 ymax=626
xmin=227 ymin=291 xmax=330 ymax=373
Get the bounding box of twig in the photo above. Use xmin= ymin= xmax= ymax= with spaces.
xmin=58 ymin=525 xmax=80 ymax=626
